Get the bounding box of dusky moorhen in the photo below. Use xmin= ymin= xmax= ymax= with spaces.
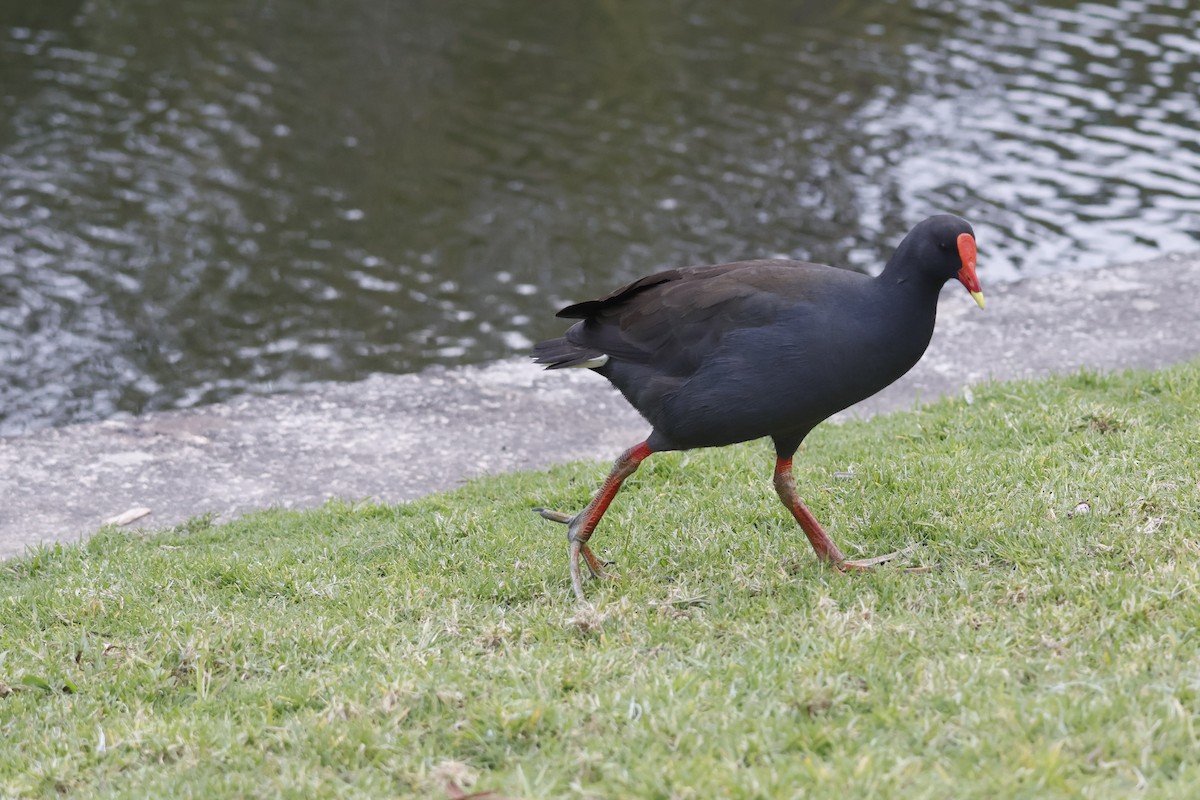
xmin=533 ymin=214 xmax=984 ymax=601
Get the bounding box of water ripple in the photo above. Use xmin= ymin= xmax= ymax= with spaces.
xmin=2 ymin=0 xmax=1199 ymax=433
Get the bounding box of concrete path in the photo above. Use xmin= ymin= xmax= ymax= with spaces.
xmin=2 ymin=251 xmax=1198 ymax=559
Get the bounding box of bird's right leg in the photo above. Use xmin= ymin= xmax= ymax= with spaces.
xmin=773 ymin=457 xmax=911 ymax=571
xmin=772 ymin=457 xmax=847 ymax=565
xmin=534 ymin=441 xmax=653 ymax=602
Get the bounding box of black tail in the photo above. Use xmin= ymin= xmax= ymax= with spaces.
xmin=532 ymin=337 xmax=607 ymax=369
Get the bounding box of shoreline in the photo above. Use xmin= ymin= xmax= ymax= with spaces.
xmin=3 ymin=251 xmax=1199 ymax=559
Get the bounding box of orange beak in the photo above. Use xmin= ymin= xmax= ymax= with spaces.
xmin=956 ymin=232 xmax=984 ymax=309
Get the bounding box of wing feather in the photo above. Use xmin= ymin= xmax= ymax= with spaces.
xmin=559 ymin=260 xmax=859 ymax=376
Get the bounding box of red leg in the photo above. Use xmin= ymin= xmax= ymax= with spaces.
xmin=777 ymin=455 xmax=916 ymax=575
xmin=537 ymin=441 xmax=653 ymax=601
xmin=773 ymin=457 xmax=847 ymax=564
xmin=773 ymin=457 xmax=912 ymax=571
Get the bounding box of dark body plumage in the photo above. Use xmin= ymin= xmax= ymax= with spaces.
xmin=533 ymin=214 xmax=984 ymax=601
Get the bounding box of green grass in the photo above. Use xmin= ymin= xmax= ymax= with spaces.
xmin=3 ymin=362 xmax=1200 ymax=799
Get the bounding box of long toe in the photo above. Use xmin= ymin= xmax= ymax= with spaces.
xmin=838 ymin=544 xmax=923 ymax=571
xmin=579 ymin=543 xmax=617 ymax=581
xmin=838 ymin=552 xmax=901 ymax=571
xmin=786 ymin=544 xmax=924 ymax=574
xmin=569 ymin=540 xmax=588 ymax=602
xmin=534 ymin=507 xmax=575 ymax=525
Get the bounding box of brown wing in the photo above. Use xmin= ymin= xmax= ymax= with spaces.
xmin=561 ymin=259 xmax=860 ymax=376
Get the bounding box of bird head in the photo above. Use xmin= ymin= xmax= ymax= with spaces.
xmin=891 ymin=214 xmax=985 ymax=310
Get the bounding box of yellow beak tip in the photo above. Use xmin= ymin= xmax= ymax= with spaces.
xmin=970 ymin=291 xmax=985 ymax=310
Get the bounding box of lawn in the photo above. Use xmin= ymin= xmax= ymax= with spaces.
xmin=2 ymin=362 xmax=1199 ymax=798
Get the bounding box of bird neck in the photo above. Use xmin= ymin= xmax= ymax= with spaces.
xmin=872 ymin=268 xmax=943 ymax=314
xmin=866 ymin=270 xmax=941 ymax=361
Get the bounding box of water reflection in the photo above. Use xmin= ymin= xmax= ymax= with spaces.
xmin=1 ymin=0 xmax=1198 ymax=434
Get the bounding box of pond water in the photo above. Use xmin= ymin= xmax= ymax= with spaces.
xmin=2 ymin=0 xmax=1198 ymax=434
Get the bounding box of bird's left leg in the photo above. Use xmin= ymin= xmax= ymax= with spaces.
xmin=772 ymin=457 xmax=908 ymax=571
xmin=535 ymin=441 xmax=654 ymax=601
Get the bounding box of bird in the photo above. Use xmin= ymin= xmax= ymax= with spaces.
xmin=532 ymin=214 xmax=984 ymax=602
